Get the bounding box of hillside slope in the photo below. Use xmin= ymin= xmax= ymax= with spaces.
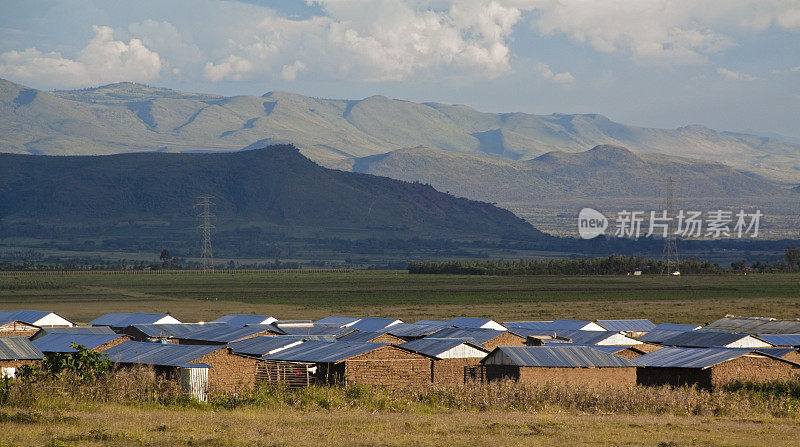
xmin=2 ymin=78 xmax=799 ymax=176
xmin=0 ymin=145 xmax=541 ymax=240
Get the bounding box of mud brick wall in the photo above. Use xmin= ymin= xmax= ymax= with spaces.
xmin=94 ymin=336 xmax=130 ymax=352
xmin=195 ymin=349 xmax=258 ymax=393
xmin=710 ymin=355 xmax=800 ymax=388
xmin=0 ymin=359 xmax=40 ymax=369
xmin=0 ymin=322 xmax=39 ymax=338
xmin=517 ymin=366 xmax=637 ymax=386
xmin=342 ymin=346 xmax=432 ymax=387
xmin=637 ymin=367 xmax=711 ymax=389
xmin=483 ymin=332 xmax=526 ymax=350
xmin=370 ymin=333 xmax=405 ymax=344
xmin=432 ymin=358 xmax=482 ymax=384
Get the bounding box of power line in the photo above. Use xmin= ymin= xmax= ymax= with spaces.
xmin=195 ymin=195 xmax=215 ymax=271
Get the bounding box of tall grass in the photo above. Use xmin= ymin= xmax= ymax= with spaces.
xmin=3 ymin=371 xmax=799 ymax=419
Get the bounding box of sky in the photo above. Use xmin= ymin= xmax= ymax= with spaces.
xmin=1 ymin=0 xmax=799 ymax=139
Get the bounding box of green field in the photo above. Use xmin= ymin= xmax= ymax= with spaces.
xmin=2 ymin=270 xmax=799 ymax=324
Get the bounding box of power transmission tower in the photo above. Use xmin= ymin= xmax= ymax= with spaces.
xmin=196 ymin=195 xmax=215 ymax=271
xmin=662 ymin=177 xmax=679 ymax=274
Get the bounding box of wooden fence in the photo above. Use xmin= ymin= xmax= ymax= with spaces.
xmin=256 ymin=361 xmax=316 ymax=388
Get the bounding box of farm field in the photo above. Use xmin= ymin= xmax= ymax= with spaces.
xmin=1 ymin=270 xmax=800 ymax=324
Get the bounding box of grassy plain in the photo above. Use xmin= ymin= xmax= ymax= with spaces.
xmin=1 ymin=270 xmax=799 ymax=324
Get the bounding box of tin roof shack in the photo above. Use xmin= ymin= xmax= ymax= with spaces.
xmin=228 ymin=336 xmax=304 ymax=357
xmin=651 ymin=323 xmax=703 ymax=332
xmin=173 ymin=325 xmax=279 ymax=345
xmin=757 ymin=348 xmax=800 ymax=363
xmin=0 ymin=310 xmax=73 ymax=328
xmin=636 ymin=347 xmax=800 ymax=390
xmin=89 ymin=313 xmax=180 ymax=331
xmin=480 ymin=346 xmax=639 ymax=386
xmin=104 ymin=341 xmax=258 ymax=394
xmin=449 ymin=317 xmax=506 ymax=331
xmin=383 ymin=323 xmax=446 ymax=341
xmin=596 ymin=319 xmax=655 ymax=337
xmin=427 ymin=327 xmax=525 ymax=350
xmin=590 ymin=344 xmax=662 ymax=359
xmin=660 ymin=331 xmax=772 ymax=348
xmin=30 ymin=326 xmax=117 ymax=340
xmin=551 ymin=330 xmax=643 ymax=346
xmin=504 ymin=319 xmax=606 ymax=332
xmin=336 ymin=330 xmax=405 ymax=344
xmin=0 ymin=320 xmax=39 ymax=338
xmin=212 ymin=314 xmax=277 ymax=327
xmin=702 ymin=316 xmax=800 ymax=334
xmin=277 ymin=324 xmax=353 ymax=337
xmin=264 ymin=341 xmax=433 ymax=387
xmin=756 ymin=334 xmax=800 ymax=348
xmin=400 ymin=338 xmax=488 ymax=383
xmin=122 ymin=323 xmax=228 ymax=343
xmin=0 ymin=337 xmax=44 ymax=378
xmin=348 ymin=317 xmax=403 ymax=332
xmin=32 ymin=333 xmax=129 ymax=354
xmin=315 ymin=316 xmax=361 ymax=327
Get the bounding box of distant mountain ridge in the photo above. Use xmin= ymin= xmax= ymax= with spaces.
xmin=2 ymin=78 xmax=799 ymax=179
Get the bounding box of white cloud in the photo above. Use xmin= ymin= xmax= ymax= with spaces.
xmin=280 ymin=60 xmax=306 ymax=81
xmin=203 ymin=55 xmax=254 ymax=82
xmin=0 ymin=25 xmax=162 ymax=88
xmin=534 ymin=62 xmax=574 ymax=85
xmin=524 ymin=0 xmax=800 ymax=65
xmin=791 ymin=66 xmax=800 ymax=72
xmin=716 ymin=67 xmax=758 ymax=81
xmin=200 ymin=0 xmax=526 ymax=82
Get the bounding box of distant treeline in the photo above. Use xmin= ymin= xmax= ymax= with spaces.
xmin=408 ymin=255 xmax=719 ymax=275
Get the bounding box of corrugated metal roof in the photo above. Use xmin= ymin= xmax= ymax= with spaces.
xmin=348 ymin=317 xmax=402 ymax=332
xmin=212 ymin=315 xmax=275 ymax=327
xmin=449 ymin=317 xmax=505 ymax=330
xmin=587 ymin=345 xmax=631 ymax=354
xmin=384 ymin=323 xmax=444 ymax=338
xmin=0 ymin=310 xmax=71 ymax=326
xmin=314 ymin=316 xmax=361 ymax=327
xmin=399 ymin=338 xmax=485 ymax=358
xmin=426 ymin=327 xmax=505 ymax=345
xmin=553 ymin=330 xmax=625 ymax=345
xmin=659 ymin=331 xmax=763 ymax=348
xmin=32 ymin=333 xmax=124 ymax=353
xmin=482 ymin=346 xmax=638 ymax=367
xmin=263 ymin=340 xmax=388 ymax=363
xmin=104 ymin=341 xmax=221 ymax=367
xmin=278 ymin=324 xmax=353 ymax=337
xmin=651 ymin=323 xmax=702 ymax=332
xmin=596 ymin=319 xmax=655 ymax=332
xmin=0 ymin=337 xmax=44 ymax=360
xmin=336 ymin=331 xmax=387 ymax=343
xmin=756 ymin=334 xmax=800 ymax=347
xmin=89 ymin=313 xmax=177 ymax=327
xmin=32 ymin=326 xmax=116 ymax=340
xmin=504 ymin=320 xmax=595 ymax=331
xmin=755 ymin=348 xmax=797 ymax=358
xmin=637 ymin=330 xmax=690 ymax=344
xmin=130 ymin=323 xmax=228 ymax=338
xmin=176 ymin=325 xmax=274 ymax=343
xmin=701 ymin=317 xmax=800 ymax=334
xmin=228 ymin=336 xmax=301 ymax=356
xmin=635 ymin=347 xmax=753 ymax=368
xmin=506 ymin=328 xmax=560 ymax=338
xmin=413 ymin=320 xmax=452 ymax=327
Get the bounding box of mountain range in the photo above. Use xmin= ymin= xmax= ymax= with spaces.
xmin=2 ymin=78 xmax=799 ymax=182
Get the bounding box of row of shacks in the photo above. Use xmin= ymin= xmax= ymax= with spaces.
xmin=3 ymin=311 xmax=800 ymax=401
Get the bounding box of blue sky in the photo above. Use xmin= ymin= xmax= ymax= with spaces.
xmin=2 ymin=0 xmax=799 ymax=139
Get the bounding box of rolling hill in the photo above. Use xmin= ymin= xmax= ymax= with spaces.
xmin=2 ymin=78 xmax=800 ymax=179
